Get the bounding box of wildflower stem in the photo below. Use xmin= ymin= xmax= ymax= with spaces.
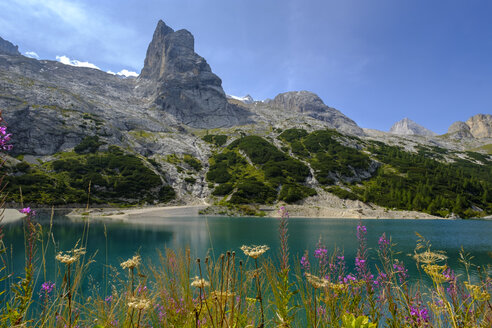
xmin=254 ymin=258 xmax=265 ymax=328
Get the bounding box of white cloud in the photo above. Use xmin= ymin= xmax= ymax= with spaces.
xmin=56 ymin=55 xmax=100 ymax=70
xmin=0 ymin=0 xmax=142 ymax=69
xmin=107 ymin=69 xmax=139 ymax=78
xmin=24 ymin=51 xmax=39 ymax=59
xmin=116 ymin=69 xmax=139 ymax=78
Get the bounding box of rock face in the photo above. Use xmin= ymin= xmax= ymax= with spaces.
xmin=0 ymin=36 xmax=20 ymax=55
xmin=466 ymin=114 xmax=492 ymax=138
xmin=139 ymin=20 xmax=252 ymax=128
xmin=389 ymin=118 xmax=436 ymax=137
xmin=266 ymin=91 xmax=364 ymax=135
xmin=447 ymin=121 xmax=473 ymax=139
xmin=447 ymin=114 xmax=492 ymax=139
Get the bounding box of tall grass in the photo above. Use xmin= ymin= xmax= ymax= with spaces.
xmin=0 ymin=207 xmax=490 ymax=327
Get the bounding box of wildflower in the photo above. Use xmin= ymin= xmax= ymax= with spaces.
xmin=314 ymin=247 xmax=328 ymax=259
xmin=464 ymin=282 xmax=490 ymax=301
xmin=378 ymin=233 xmax=390 ymax=248
xmin=211 ymin=290 xmax=236 ymax=302
xmin=407 ymin=303 xmax=430 ymax=327
xmin=39 ymin=281 xmax=55 ymax=298
xmin=240 ymin=245 xmax=269 ymax=259
xmin=343 ymin=274 xmax=357 ymax=284
xmin=127 ymin=297 xmax=151 ymax=310
xmin=120 ymin=255 xmax=141 ymax=270
xmin=305 ymin=273 xmax=329 ymax=289
xmin=423 ymin=264 xmax=448 ymax=283
xmin=300 ymin=251 xmax=310 ymax=271
xmin=20 ymin=207 xmax=32 ymax=214
xmin=393 ymin=260 xmax=408 ymax=284
xmin=413 ymin=250 xmax=447 ymax=264
xmin=356 ymin=224 xmax=367 ymax=240
xmin=105 ymin=295 xmax=113 ymax=303
xmin=191 ymin=276 xmax=210 ymax=288
xmin=56 ymin=247 xmax=86 ymax=265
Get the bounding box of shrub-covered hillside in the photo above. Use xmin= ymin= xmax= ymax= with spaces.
xmin=3 ymin=145 xmax=175 ymax=205
xmin=206 ymin=136 xmax=316 ymax=204
xmin=276 ymin=128 xmax=491 ymax=218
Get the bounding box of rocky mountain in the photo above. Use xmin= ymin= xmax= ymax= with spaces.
xmin=389 ymin=118 xmax=437 ymax=137
xmin=139 ymin=20 xmax=252 ymax=128
xmin=0 ymin=36 xmax=20 ymax=56
xmin=0 ymin=20 xmax=491 ymax=218
xmin=447 ymin=114 xmax=492 ymax=139
xmin=264 ymin=91 xmax=364 ymax=135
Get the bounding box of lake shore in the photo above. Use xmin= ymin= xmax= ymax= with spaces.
xmin=1 ymin=209 xmax=26 ymax=223
xmin=64 ymin=203 xmax=444 ymax=223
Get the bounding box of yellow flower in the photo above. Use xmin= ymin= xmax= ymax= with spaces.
xmin=121 ymin=255 xmax=141 ymax=270
xmin=127 ymin=297 xmax=151 ymax=310
xmin=56 ymin=247 xmax=86 ymax=265
xmin=413 ymin=250 xmax=447 ymax=264
xmin=240 ymin=245 xmax=269 ymax=259
xmin=423 ymin=264 xmax=448 ymax=283
xmin=211 ymin=290 xmax=236 ymax=301
xmin=191 ymin=276 xmax=210 ymax=288
xmin=464 ymin=282 xmax=490 ymax=301
xmin=305 ymin=273 xmax=329 ymax=289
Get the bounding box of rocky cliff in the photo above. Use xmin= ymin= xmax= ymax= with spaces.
xmin=389 ymin=118 xmax=436 ymax=137
xmin=0 ymin=36 xmax=20 ymax=56
xmin=447 ymin=114 xmax=492 ymax=139
xmin=139 ymin=20 xmax=252 ymax=128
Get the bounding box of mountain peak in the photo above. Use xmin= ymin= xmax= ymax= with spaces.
xmin=389 ymin=118 xmax=436 ymax=137
xmin=267 ymin=91 xmax=364 ymax=135
xmin=140 ymin=20 xmax=203 ymax=80
xmin=0 ymin=36 xmax=20 ymax=56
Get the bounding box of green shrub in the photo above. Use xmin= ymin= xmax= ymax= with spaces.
xmin=212 ymin=183 xmax=234 ymax=196
xmin=202 ymin=134 xmax=228 ymax=147
xmin=278 ymin=184 xmax=317 ymax=203
xmin=74 ymin=136 xmax=104 ymax=154
xmin=183 ymin=154 xmax=202 ymax=171
xmin=230 ymin=178 xmax=277 ymax=204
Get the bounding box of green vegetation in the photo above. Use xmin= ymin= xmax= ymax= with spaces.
xmin=202 ymin=134 xmax=228 ymax=147
xmin=279 ymin=129 xmax=371 ymax=183
xmin=74 ymin=135 xmax=104 ymax=154
xmin=351 ymin=142 xmax=492 ymax=217
xmin=4 ymin=145 xmax=175 ymax=205
xmin=206 ymin=136 xmax=315 ymax=204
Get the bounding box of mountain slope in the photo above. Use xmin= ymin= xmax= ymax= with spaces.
xmin=389 ymin=118 xmax=437 ymax=137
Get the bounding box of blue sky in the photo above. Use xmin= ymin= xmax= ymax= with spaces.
xmin=1 ymin=0 xmax=491 ymax=133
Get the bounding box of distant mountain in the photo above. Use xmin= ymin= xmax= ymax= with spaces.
xmin=389 ymin=118 xmax=437 ymax=137
xmin=447 ymin=114 xmax=492 ymax=139
xmin=226 ymin=94 xmax=254 ymax=104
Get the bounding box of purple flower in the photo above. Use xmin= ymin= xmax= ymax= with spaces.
xmin=105 ymin=295 xmax=113 ymax=303
xmin=393 ymin=261 xmax=408 ymax=284
xmin=378 ymin=233 xmax=390 ymax=248
xmin=20 ymin=207 xmax=32 ymax=214
xmin=39 ymin=281 xmax=55 ymax=298
xmin=300 ymin=251 xmax=310 ymax=271
xmin=356 ymin=225 xmax=367 ymax=240
xmin=314 ymin=247 xmax=328 ymax=259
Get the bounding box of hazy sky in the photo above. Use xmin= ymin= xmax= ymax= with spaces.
xmin=1 ymin=0 xmax=491 ymax=133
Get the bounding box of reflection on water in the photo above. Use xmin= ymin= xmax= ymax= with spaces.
xmin=2 ymin=213 xmax=491 ymax=291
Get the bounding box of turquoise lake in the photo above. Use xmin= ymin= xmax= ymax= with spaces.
xmin=1 ymin=212 xmax=491 ymax=293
